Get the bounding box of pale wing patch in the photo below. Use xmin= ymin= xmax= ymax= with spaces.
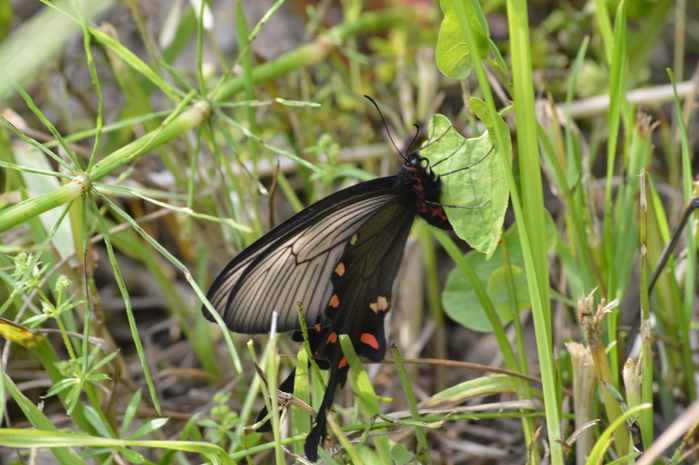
xmin=368 ymin=296 xmax=389 ymax=313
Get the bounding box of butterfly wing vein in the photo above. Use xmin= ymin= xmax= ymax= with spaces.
xmin=205 ymin=188 xmax=405 ymax=334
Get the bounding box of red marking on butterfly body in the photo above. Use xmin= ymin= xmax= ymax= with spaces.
xmin=402 ymin=155 xmax=451 ymax=230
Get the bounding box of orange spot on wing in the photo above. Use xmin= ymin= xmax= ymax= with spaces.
xmin=334 ymin=262 xmax=346 ymax=276
xmin=329 ymin=294 xmax=340 ymax=308
xmin=338 ymin=357 xmax=347 ymax=369
xmin=326 ymin=332 xmax=338 ymax=344
xmin=314 ymin=324 xmax=321 ymax=332
xmin=360 ymin=333 xmax=379 ymax=349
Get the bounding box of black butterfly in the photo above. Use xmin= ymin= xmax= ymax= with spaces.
xmin=203 ymin=118 xmax=475 ymax=461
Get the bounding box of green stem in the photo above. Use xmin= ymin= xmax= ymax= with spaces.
xmin=638 ymin=171 xmax=653 ymax=448
xmin=391 ymin=346 xmax=431 ymax=464
xmin=210 ymin=8 xmax=411 ymax=103
xmin=0 ymin=102 xmax=210 ymax=232
xmin=0 ymin=7 xmax=412 ymax=234
xmin=670 ymin=70 xmax=698 ymax=400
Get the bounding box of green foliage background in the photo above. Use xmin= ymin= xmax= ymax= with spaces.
xmin=0 ymin=0 xmax=697 ymax=464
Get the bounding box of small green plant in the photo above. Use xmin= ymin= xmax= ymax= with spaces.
xmin=198 ymin=393 xmax=245 ymax=450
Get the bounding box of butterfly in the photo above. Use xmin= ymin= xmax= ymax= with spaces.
xmin=202 ymin=109 xmax=480 ymax=461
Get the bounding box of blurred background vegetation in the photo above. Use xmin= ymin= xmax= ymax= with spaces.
xmin=0 ymin=0 xmax=698 ymax=464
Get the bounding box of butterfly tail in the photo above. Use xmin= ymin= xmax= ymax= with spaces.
xmin=255 ymin=368 xmax=296 ymax=433
xmin=305 ymin=365 xmax=348 ymax=461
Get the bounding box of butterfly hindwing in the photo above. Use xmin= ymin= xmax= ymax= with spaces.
xmin=302 ymin=195 xmax=418 ymax=461
xmin=250 ymin=193 xmax=416 ymax=451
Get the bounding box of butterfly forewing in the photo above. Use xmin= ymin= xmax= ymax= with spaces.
xmin=204 ymin=178 xmax=406 ymax=334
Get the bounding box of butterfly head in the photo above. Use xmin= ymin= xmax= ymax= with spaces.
xmin=405 ymin=152 xmax=429 ymax=169
xmin=403 ymin=152 xmax=441 ymax=185
xmin=395 ymin=151 xmax=452 ymax=230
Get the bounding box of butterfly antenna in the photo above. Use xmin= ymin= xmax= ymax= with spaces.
xmin=364 ymin=95 xmax=406 ymax=160
xmin=407 ymin=124 xmax=421 ymax=154
xmin=414 ymin=126 xmax=455 ymax=160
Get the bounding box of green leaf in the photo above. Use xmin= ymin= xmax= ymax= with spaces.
xmin=84 ymin=406 xmax=114 ymax=439
xmin=45 ymin=378 xmax=77 ymax=398
xmin=442 ymin=217 xmax=556 ymax=332
xmin=89 ymin=27 xmax=182 ymax=101
xmin=120 ymin=448 xmax=145 ymax=463
xmin=390 ymin=443 xmax=414 ymax=465
xmin=127 ymin=418 xmax=169 ymax=440
xmin=488 ymin=265 xmax=530 ymax=320
xmin=423 ymin=374 xmax=517 ymax=408
xmin=121 ymin=389 xmax=141 ymax=435
xmin=436 ymin=0 xmax=489 ymax=80
xmin=89 ymin=350 xmax=118 ymax=373
xmin=197 ymin=419 xmax=219 ymax=428
xmin=3 ymin=376 xmax=87 ymax=464
xmin=422 ymin=114 xmax=509 ymax=257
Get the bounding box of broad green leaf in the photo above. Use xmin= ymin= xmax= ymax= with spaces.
xmin=390 ymin=443 xmax=414 ymax=465
xmin=436 ymin=0 xmax=489 ymax=80
xmin=442 ymin=216 xmax=556 ymax=332
xmin=488 ymin=265 xmax=530 ymax=320
xmin=421 ymin=114 xmax=509 ymax=257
